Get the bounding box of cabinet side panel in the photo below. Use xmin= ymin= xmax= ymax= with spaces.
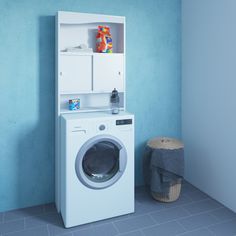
xmin=55 ymin=12 xmax=60 ymax=212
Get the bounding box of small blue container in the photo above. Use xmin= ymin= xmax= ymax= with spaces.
xmin=69 ymin=98 xmax=80 ymax=110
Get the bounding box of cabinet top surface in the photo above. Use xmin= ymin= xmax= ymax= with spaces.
xmin=57 ymin=11 xmax=125 ymax=24
xmin=61 ymin=111 xmax=133 ymax=120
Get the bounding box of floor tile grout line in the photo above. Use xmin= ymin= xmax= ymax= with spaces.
xmin=174 ymin=219 xmax=188 ymax=233
xmin=143 ymin=207 xmax=166 ymax=216
xmin=2 ymin=213 xmax=61 ymax=233
xmin=189 ymin=206 xmax=225 ymax=216
xmin=136 ymin=219 xmax=184 ymax=231
xmin=60 ymin=232 xmax=74 ymax=236
xmin=179 ymin=198 xmax=219 ymax=207
xmin=140 ymin=229 xmax=146 ymax=236
xmin=0 ymin=221 xmax=26 ymax=235
xmin=205 ymin=227 xmax=217 ymax=236
xmin=174 ymin=218 xmax=190 ymax=232
xmin=115 ymin=228 xmax=144 ymax=236
xmin=150 ymin=205 xmax=192 ymax=217
xmin=133 ymin=207 xmax=166 ymax=216
xmin=88 ymin=214 xmax=132 ymax=227
xmin=133 ymin=219 xmax=189 ymax=236
xmin=183 ymin=193 xmax=227 ymax=207
xmin=1 ymin=225 xmax=47 ymax=236
xmin=1 ymin=218 xmax=25 ymax=224
xmin=2 ymin=212 xmax=5 ymax=223
xmin=148 ymin=211 xmax=158 ymax=223
xmin=146 ymin=210 xmax=187 ymax=226
xmin=208 ymin=211 xmax=223 ymax=222
xmin=207 ymin=227 xmax=217 ymax=236
xmin=112 ymin=217 xmax=161 ymax=235
xmin=2 ymin=204 xmax=50 ymax=221
xmin=133 ymin=201 xmax=193 ymax=217
xmin=180 ymin=206 xmax=192 ymax=216
xmin=95 ymin=215 xmax=130 ymax=226
xmin=143 ymin=199 xmax=199 ymax=212
xmin=183 ymin=194 xmax=210 ymax=203
xmin=46 ymin=224 xmax=50 ymax=236
xmin=182 ymin=205 xmax=223 ymax=216
xmin=176 ymin=217 xmax=235 ymax=234
xmin=24 ymin=213 xmax=60 ymax=220
xmin=111 ymin=221 xmax=120 ymax=234
xmin=149 ymin=213 xmax=195 ymax=227
xmin=121 ymin=222 xmax=158 ymax=233
xmin=206 ymin=217 xmax=236 ymax=229
xmin=146 ymin=204 xmax=224 ymax=226
xmin=179 ymin=205 xmax=224 ymax=218
xmin=175 ymin=226 xmax=215 ymax=236
xmin=112 ymin=213 xmax=151 ymax=224
xmin=2 ymin=211 xmax=55 ymax=223
xmin=208 ymin=209 xmax=236 ymax=222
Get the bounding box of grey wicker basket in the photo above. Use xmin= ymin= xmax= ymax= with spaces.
xmin=146 ymin=137 xmax=184 ymax=203
xmin=152 ymin=182 xmax=182 ymax=202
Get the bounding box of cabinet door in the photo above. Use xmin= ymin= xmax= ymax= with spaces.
xmin=60 ymin=55 xmax=92 ymax=93
xmin=93 ymin=54 xmax=124 ymax=92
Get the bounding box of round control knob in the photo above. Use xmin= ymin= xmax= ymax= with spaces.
xmin=99 ymin=124 xmax=106 ymax=131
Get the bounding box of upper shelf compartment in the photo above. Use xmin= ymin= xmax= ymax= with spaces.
xmin=56 ymin=11 xmax=126 ymax=113
xmin=59 ymin=23 xmax=124 ymax=54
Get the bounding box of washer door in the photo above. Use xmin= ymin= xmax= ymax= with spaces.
xmin=75 ymin=135 xmax=127 ymax=189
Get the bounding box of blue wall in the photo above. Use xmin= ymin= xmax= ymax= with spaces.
xmin=182 ymin=0 xmax=236 ymax=212
xmin=0 ymin=0 xmax=181 ymax=212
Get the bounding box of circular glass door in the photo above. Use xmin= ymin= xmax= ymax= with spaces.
xmin=82 ymin=141 xmax=119 ymax=182
xmin=75 ymin=135 xmax=127 ymax=189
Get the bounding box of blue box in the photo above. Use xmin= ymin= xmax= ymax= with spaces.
xmin=69 ymin=98 xmax=80 ymax=110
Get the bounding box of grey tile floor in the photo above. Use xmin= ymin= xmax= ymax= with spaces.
xmin=1 ymin=181 xmax=236 ymax=236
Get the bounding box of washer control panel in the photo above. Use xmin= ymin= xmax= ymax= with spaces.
xmin=116 ymin=119 xmax=132 ymax=126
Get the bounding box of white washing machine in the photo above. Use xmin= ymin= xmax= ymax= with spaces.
xmin=60 ymin=111 xmax=134 ymax=228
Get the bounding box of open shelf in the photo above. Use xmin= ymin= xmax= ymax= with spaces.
xmin=59 ymin=22 xmax=124 ymax=54
xmin=60 ymin=93 xmax=125 ymax=114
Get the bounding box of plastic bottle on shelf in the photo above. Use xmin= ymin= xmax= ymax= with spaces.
xmin=110 ymin=88 xmax=120 ymax=114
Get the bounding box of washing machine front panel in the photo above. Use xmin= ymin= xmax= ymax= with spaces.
xmin=75 ymin=134 xmax=127 ymax=189
xmin=60 ymin=112 xmax=134 ymax=228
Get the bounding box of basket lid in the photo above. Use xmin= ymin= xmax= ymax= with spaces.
xmin=147 ymin=137 xmax=184 ymax=150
